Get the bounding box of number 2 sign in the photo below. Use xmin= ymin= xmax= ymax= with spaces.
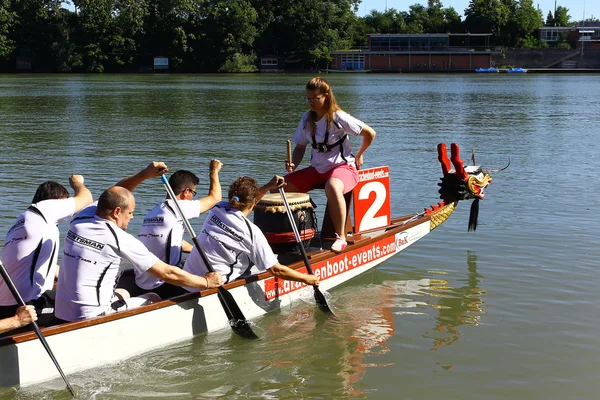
xmin=353 ymin=166 xmax=391 ymax=233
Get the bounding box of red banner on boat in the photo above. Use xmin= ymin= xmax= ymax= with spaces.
xmin=353 ymin=166 xmax=391 ymax=234
xmin=263 ymin=234 xmax=399 ymax=301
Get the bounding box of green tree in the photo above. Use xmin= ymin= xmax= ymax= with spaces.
xmin=545 ymin=10 xmax=553 ymax=26
xmin=464 ymin=0 xmax=510 ymax=38
xmin=197 ymin=0 xmax=259 ymax=72
xmin=0 ymin=0 xmax=16 ymax=62
xmin=363 ymin=9 xmax=406 ymax=34
xmin=405 ymin=4 xmax=427 ymax=33
xmin=109 ymin=0 xmax=150 ymax=71
xmin=442 ymin=7 xmax=463 ymax=33
xmin=426 ymin=0 xmax=445 ymax=33
xmin=519 ymin=33 xmax=548 ymax=48
xmin=254 ymin=0 xmax=358 ymax=69
xmin=8 ymin=0 xmax=69 ymax=71
xmin=554 ymin=5 xmax=570 ymax=26
xmin=72 ymin=0 xmax=114 ymax=72
xmin=503 ymin=0 xmax=543 ymax=46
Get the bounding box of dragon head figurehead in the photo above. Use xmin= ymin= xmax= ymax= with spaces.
xmin=464 ymin=166 xmax=492 ymax=200
xmin=435 ymin=143 xmax=505 ymax=231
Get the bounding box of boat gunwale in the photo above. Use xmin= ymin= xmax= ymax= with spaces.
xmin=0 ymin=212 xmax=431 ymax=347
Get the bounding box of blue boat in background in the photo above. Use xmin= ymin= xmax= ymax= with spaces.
xmin=506 ymin=67 xmax=528 ymax=73
xmin=475 ymin=67 xmax=499 ymax=73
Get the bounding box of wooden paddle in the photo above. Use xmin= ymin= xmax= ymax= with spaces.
xmin=0 ymin=263 xmax=75 ymax=396
xmin=160 ymin=175 xmax=258 ymax=339
xmin=278 ymin=187 xmax=334 ymax=315
xmin=281 ymin=141 xmax=333 ymax=314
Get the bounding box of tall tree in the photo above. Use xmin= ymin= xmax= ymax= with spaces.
xmin=554 ymin=5 xmax=570 ymax=26
xmin=545 ymin=10 xmax=553 ymax=26
xmin=363 ymin=9 xmax=406 ymax=34
xmin=443 ymin=7 xmax=463 ymax=33
xmin=196 ymin=0 xmax=259 ymax=72
xmin=464 ymin=0 xmax=510 ymax=37
xmin=9 ymin=0 xmax=68 ymax=71
xmin=503 ymin=0 xmax=543 ymax=46
xmin=0 ymin=0 xmax=16 ymax=62
xmin=254 ymin=0 xmax=358 ymax=68
xmin=109 ymin=0 xmax=150 ymax=71
xmin=426 ymin=0 xmax=445 ymax=32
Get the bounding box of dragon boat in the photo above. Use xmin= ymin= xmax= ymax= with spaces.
xmin=0 ymin=143 xmax=494 ymax=389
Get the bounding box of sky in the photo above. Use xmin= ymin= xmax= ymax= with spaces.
xmin=357 ymin=0 xmax=599 ymax=22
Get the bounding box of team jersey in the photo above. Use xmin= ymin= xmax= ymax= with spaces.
xmin=136 ymin=199 xmax=201 ymax=290
xmin=55 ymin=216 xmax=159 ymax=321
xmin=182 ymin=201 xmax=278 ymax=290
xmin=293 ymin=110 xmax=365 ymax=173
xmin=0 ymin=198 xmax=77 ymax=305
xmin=70 ymin=200 xmax=98 ymax=222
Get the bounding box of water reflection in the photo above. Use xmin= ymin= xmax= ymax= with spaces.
xmin=423 ymin=250 xmax=486 ymax=351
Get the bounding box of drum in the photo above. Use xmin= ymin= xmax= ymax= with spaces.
xmin=254 ymin=193 xmax=317 ymax=254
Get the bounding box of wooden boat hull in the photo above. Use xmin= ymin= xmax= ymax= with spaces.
xmin=0 ymin=213 xmax=437 ymax=387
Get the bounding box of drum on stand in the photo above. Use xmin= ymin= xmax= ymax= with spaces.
xmin=253 ymin=193 xmax=317 ymax=254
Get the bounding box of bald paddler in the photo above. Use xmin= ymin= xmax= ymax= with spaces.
xmin=0 ymin=175 xmax=93 ymax=325
xmin=55 ymin=186 xmax=223 ymax=322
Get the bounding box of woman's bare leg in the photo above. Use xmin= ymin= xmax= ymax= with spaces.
xmin=324 ymin=177 xmax=346 ymax=239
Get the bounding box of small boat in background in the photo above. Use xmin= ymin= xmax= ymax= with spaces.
xmin=506 ymin=67 xmax=528 ymax=73
xmin=475 ymin=67 xmax=499 ymax=73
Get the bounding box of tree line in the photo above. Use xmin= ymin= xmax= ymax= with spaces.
xmin=0 ymin=0 xmax=596 ymax=73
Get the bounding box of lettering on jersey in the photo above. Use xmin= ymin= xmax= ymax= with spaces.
xmin=66 ymin=230 xmax=105 ymax=251
xmin=143 ymin=216 xmax=164 ymax=225
xmin=210 ymin=215 xmax=243 ymax=242
xmin=6 ymin=218 xmax=25 ymax=235
xmin=138 ymin=233 xmax=162 ymax=238
xmin=63 ymin=251 xmax=97 ymax=264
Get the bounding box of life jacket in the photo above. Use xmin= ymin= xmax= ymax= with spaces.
xmin=305 ymin=113 xmax=349 ymax=162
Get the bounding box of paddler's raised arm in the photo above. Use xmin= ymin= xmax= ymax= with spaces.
xmin=198 ymin=159 xmax=223 ymax=213
xmin=116 ymin=161 xmax=169 ymax=192
xmin=69 ymin=174 xmax=94 ymax=213
xmin=355 ymin=124 xmax=376 ymax=170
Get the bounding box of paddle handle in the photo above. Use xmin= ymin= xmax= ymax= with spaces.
xmin=0 ymin=264 xmax=75 ymax=397
xmin=286 ymin=140 xmax=292 ymax=164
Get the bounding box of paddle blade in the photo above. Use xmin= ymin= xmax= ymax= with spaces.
xmin=313 ymin=287 xmax=335 ymax=315
xmin=217 ymin=287 xmax=259 ymax=340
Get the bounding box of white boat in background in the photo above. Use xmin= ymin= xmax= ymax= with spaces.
xmin=0 ymin=143 xmax=494 ymax=389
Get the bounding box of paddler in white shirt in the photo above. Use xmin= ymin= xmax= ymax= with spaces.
xmin=134 ymin=160 xmax=223 ymax=299
xmin=0 ymin=175 xmax=93 ymax=326
xmin=55 ymin=186 xmax=223 ymax=322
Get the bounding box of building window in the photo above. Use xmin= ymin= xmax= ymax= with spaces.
xmin=261 ymin=59 xmax=278 ymax=66
xmin=340 ymin=54 xmax=365 ymax=70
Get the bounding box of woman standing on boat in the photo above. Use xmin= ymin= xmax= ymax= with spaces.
xmin=285 ymin=77 xmax=376 ymax=253
xmin=183 ymin=176 xmax=319 ymax=287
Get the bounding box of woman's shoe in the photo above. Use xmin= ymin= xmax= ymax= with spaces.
xmin=331 ymin=234 xmax=347 ymax=253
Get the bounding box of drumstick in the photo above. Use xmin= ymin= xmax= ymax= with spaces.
xmin=286 ymin=140 xmax=292 ymax=164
